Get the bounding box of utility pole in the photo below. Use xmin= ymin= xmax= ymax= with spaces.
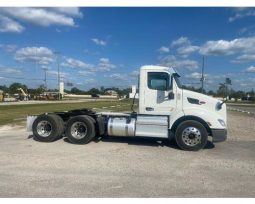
xmin=42 ymin=67 xmax=48 ymax=91
xmin=54 ymin=51 xmax=61 ymax=100
xmin=225 ymin=78 xmax=232 ymax=100
xmin=200 ymin=56 xmax=205 ymax=93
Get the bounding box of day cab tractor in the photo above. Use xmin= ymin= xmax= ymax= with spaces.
xmin=27 ymin=65 xmax=227 ymax=151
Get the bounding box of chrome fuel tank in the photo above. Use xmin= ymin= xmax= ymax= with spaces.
xmin=107 ymin=117 xmax=135 ymax=136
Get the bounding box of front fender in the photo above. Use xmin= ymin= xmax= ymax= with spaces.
xmin=183 ymin=107 xmax=225 ymax=129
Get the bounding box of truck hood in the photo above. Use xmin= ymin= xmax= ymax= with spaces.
xmin=182 ymin=89 xmax=227 ymax=122
xmin=182 ymin=89 xmax=221 ymax=104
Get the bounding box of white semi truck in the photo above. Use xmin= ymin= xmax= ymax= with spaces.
xmin=27 ymin=65 xmax=227 ymax=151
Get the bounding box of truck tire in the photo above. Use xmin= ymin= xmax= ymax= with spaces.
xmin=175 ymin=120 xmax=208 ymax=151
xmin=66 ymin=115 xmax=96 ymax=144
xmin=32 ymin=114 xmax=64 ymax=142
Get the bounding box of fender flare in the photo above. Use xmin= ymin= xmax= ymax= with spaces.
xmin=171 ymin=115 xmax=212 ymax=135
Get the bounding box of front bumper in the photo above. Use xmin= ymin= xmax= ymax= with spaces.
xmin=211 ymin=129 xmax=227 ymax=143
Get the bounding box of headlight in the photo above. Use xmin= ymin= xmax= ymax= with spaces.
xmin=218 ymin=119 xmax=226 ymax=127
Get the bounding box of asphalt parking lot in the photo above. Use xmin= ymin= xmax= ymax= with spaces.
xmin=0 ymin=110 xmax=254 ymax=197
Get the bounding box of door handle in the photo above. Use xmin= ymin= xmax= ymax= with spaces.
xmin=146 ymin=107 xmax=154 ymax=111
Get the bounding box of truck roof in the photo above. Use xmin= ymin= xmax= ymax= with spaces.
xmin=140 ymin=65 xmax=177 ymax=74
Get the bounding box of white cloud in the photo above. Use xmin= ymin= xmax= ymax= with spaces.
xmin=232 ymin=54 xmax=255 ymax=63
xmin=185 ymin=72 xmax=208 ymax=80
xmin=229 ymin=8 xmax=255 ymax=22
xmin=78 ymin=70 xmax=95 ymax=76
xmin=41 ymin=65 xmax=50 ymax=70
xmin=47 ymin=70 xmax=69 ymax=79
xmin=99 ymin=58 xmax=109 ymax=63
xmin=98 ymin=58 xmax=116 ymax=71
xmin=0 ymin=44 xmax=17 ymax=52
xmin=199 ymin=36 xmax=255 ymax=56
xmin=108 ymin=70 xmax=138 ymax=82
xmin=4 ymin=68 xmax=22 ymax=74
xmin=237 ymin=25 xmax=255 ymax=35
xmin=83 ymin=79 xmax=95 ymax=84
xmin=129 ymin=70 xmax=139 ymax=77
xmin=177 ymin=45 xmax=199 ymax=57
xmin=0 ymin=7 xmax=82 ymax=28
xmin=105 ymin=70 xmax=139 ymax=82
xmin=170 ymin=37 xmax=199 ymax=57
xmin=158 ymin=46 xmax=169 ymax=53
xmin=159 ymin=55 xmax=199 ymax=70
xmin=246 ymin=66 xmax=255 ymax=72
xmin=171 ymin=37 xmax=190 ymax=47
xmin=61 ymin=58 xmax=95 ymax=71
xmin=0 ymin=65 xmax=22 ymax=74
xmin=49 ymin=7 xmax=83 ymax=17
xmin=91 ymin=38 xmax=107 ymax=46
xmin=15 ymin=46 xmax=54 ymax=65
xmin=109 ymin=73 xmax=127 ymax=81
xmin=0 ymin=15 xmax=24 ymax=33
xmin=61 ymin=57 xmax=115 ymax=72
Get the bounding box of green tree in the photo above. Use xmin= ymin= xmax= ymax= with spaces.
xmin=87 ymin=88 xmax=101 ymax=95
xmin=0 ymin=85 xmax=9 ymax=93
xmin=207 ymin=90 xmax=215 ymax=96
xmin=9 ymin=83 xmax=28 ymax=94
xmin=70 ymin=87 xmax=84 ymax=95
xmin=230 ymin=90 xmax=245 ymax=101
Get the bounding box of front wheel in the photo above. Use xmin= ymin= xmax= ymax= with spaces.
xmin=175 ymin=120 xmax=208 ymax=151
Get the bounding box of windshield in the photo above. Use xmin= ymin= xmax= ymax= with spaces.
xmin=173 ymin=74 xmax=182 ymax=88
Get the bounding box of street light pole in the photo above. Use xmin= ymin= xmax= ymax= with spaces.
xmin=54 ymin=51 xmax=61 ymax=100
xmin=42 ymin=67 xmax=48 ymax=91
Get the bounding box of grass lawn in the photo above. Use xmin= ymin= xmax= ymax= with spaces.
xmin=0 ymin=99 xmax=134 ymax=126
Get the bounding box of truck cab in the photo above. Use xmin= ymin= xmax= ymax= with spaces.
xmin=138 ymin=65 xmax=227 ymax=146
xmin=27 ymin=65 xmax=227 ymax=151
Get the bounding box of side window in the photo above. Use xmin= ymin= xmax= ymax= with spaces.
xmin=147 ymin=72 xmax=170 ymax=91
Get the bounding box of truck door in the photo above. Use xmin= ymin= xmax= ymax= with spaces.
xmin=143 ymin=72 xmax=177 ymax=115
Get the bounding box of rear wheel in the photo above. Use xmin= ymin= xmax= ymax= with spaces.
xmin=32 ymin=114 xmax=64 ymax=142
xmin=175 ymin=120 xmax=208 ymax=151
xmin=66 ymin=115 xmax=96 ymax=144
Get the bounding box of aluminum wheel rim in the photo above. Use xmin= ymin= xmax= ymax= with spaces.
xmin=182 ymin=127 xmax=201 ymax=146
xmin=70 ymin=122 xmax=88 ymax=139
xmin=37 ymin=120 xmax=52 ymax=137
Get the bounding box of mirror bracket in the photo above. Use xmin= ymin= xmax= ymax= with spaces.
xmin=168 ymin=92 xmax=174 ymax=100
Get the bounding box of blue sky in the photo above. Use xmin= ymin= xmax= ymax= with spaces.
xmin=0 ymin=7 xmax=255 ymax=91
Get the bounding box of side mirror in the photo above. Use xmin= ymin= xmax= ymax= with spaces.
xmin=168 ymin=92 xmax=174 ymax=100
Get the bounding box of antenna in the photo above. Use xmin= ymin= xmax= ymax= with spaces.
xmin=201 ymin=56 xmax=205 ymax=93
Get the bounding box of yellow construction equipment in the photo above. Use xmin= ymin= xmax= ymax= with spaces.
xmin=0 ymin=90 xmax=4 ymax=102
xmin=17 ymin=88 xmax=29 ymax=100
